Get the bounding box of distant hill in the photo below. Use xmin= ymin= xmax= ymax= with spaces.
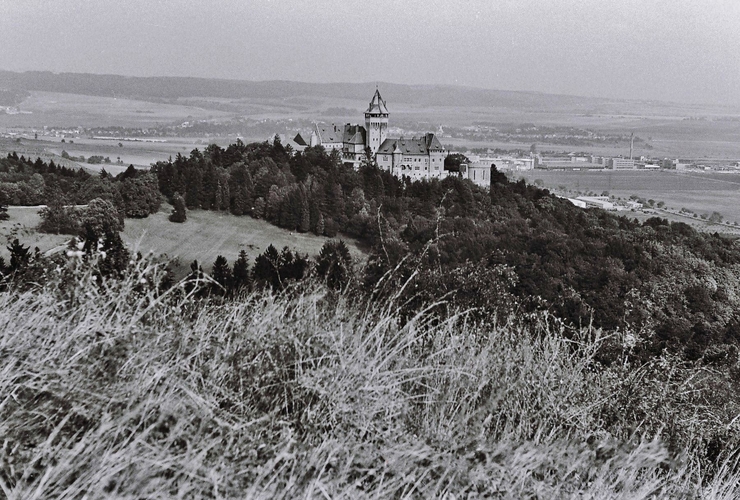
xmin=0 ymin=69 xmax=668 ymax=114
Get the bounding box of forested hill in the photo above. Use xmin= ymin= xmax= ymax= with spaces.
xmin=4 ymin=141 xmax=740 ymax=494
xmin=4 ymin=138 xmax=740 ymax=364
xmin=146 ymin=139 xmax=740 ymax=365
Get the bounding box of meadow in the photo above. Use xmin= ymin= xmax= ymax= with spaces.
xmin=0 ymin=205 xmax=365 ymax=277
xmin=122 ymin=206 xmax=366 ymax=276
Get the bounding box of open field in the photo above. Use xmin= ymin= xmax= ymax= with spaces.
xmin=0 ymin=206 xmax=71 ymax=259
xmin=122 ymin=206 xmax=366 ymax=276
xmin=0 ymin=206 xmax=366 ymax=277
xmin=518 ymin=169 xmax=740 ymax=227
xmin=0 ymin=91 xmax=230 ymax=128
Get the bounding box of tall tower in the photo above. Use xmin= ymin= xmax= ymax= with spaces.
xmin=364 ymin=88 xmax=389 ymax=154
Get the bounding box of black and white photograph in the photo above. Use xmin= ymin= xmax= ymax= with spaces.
xmin=1 ymin=0 xmax=740 ymax=497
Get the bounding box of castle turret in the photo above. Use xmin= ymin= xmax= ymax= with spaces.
xmin=364 ymin=88 xmax=388 ymax=154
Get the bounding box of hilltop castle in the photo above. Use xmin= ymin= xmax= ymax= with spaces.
xmin=309 ymin=89 xmax=447 ymax=180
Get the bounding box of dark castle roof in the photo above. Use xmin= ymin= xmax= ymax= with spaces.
xmin=343 ymin=124 xmax=366 ymax=145
xmin=365 ymin=88 xmax=389 ymax=115
xmin=315 ymin=123 xmax=344 ymax=144
xmin=377 ymin=133 xmax=445 ymax=155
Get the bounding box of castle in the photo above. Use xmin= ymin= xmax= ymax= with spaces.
xmin=309 ymin=89 xmax=448 ymax=180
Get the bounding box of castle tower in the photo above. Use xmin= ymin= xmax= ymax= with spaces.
xmin=364 ymin=88 xmax=389 ymax=154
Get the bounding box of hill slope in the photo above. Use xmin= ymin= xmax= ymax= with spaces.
xmin=4 ymin=69 xmax=739 ymax=117
xmin=122 ymin=205 xmax=365 ymax=276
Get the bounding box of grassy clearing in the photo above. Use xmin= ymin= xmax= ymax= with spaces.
xmin=0 ymin=206 xmax=365 ymax=275
xmin=123 ymin=206 xmax=366 ymax=276
xmin=1 ymin=261 xmax=739 ymax=498
xmin=0 ymin=206 xmax=70 ymax=260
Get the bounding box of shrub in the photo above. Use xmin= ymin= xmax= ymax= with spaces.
xmin=169 ymin=192 xmax=187 ymax=223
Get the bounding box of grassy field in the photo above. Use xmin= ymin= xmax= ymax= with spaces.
xmin=0 ymin=206 xmax=366 ymax=276
xmin=2 ymin=262 xmax=739 ymax=497
xmin=519 ymin=170 xmax=740 ymax=226
xmin=123 ymin=206 xmax=366 ymax=276
xmin=0 ymin=206 xmax=72 ymax=260
xmin=0 ymin=91 xmax=230 ymax=128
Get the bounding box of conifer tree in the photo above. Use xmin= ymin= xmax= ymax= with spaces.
xmin=231 ymin=188 xmax=246 ymax=216
xmin=214 ymin=180 xmax=223 ymax=212
xmin=299 ymin=188 xmax=310 ymax=233
xmin=253 ymin=244 xmax=281 ymax=290
xmin=211 ymin=255 xmax=232 ymax=295
xmin=232 ymin=250 xmax=251 ymax=292
xmin=7 ymin=239 xmax=30 ymax=272
xmin=317 ymin=239 xmax=353 ymax=290
xmin=0 ymin=191 xmax=9 ymax=221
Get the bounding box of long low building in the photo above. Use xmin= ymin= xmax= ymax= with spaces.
xmin=576 ymin=196 xmax=616 ymax=210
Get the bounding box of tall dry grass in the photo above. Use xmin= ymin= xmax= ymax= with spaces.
xmin=1 ymin=258 xmax=739 ymax=498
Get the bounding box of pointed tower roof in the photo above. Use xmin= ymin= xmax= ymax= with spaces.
xmin=366 ymin=88 xmax=388 ymax=115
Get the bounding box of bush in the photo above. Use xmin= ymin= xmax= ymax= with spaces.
xmin=169 ymin=193 xmax=186 ymax=223
xmin=38 ymin=201 xmax=81 ymax=235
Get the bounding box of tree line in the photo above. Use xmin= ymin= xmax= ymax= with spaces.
xmin=1 ymin=153 xmax=161 ymax=234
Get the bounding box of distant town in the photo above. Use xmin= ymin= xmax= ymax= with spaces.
xmin=3 ymin=89 xmax=739 ymax=193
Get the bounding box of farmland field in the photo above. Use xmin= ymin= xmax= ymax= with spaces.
xmin=518 ymin=169 xmax=740 ymax=225
xmin=0 ymin=206 xmax=366 ymax=277
xmin=0 ymin=91 xmax=230 ymax=128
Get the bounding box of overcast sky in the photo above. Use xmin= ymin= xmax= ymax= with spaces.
xmin=1 ymin=0 xmax=739 ymax=105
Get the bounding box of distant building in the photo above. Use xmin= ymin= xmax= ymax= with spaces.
xmin=376 ymin=134 xmax=447 ymax=180
xmin=661 ymin=158 xmax=694 ymax=170
xmin=470 ymin=156 xmax=534 ymax=171
xmin=535 ymin=155 xmax=603 ymax=170
xmin=565 ymin=197 xmax=587 ymax=208
xmin=608 ymin=158 xmax=636 ymax=170
xmin=311 ymin=89 xmax=448 ymax=178
xmin=576 ymin=196 xmax=616 ymax=210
